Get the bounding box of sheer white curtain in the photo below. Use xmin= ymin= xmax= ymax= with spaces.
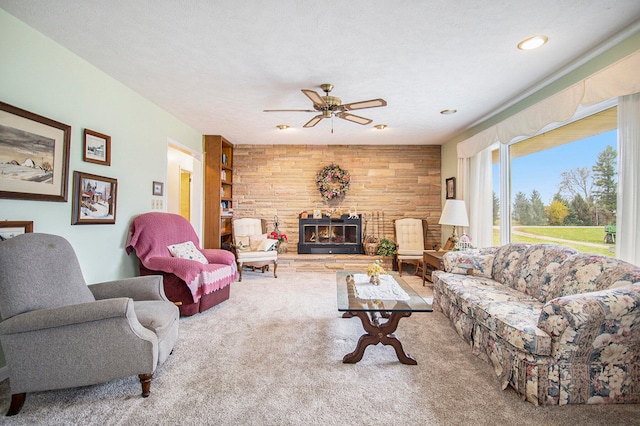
xmin=456 ymin=148 xmax=493 ymax=249
xmin=468 ymin=148 xmax=493 ymax=248
xmin=616 ymin=92 xmax=640 ymax=265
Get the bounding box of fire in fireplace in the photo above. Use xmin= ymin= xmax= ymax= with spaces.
xmin=298 ymin=214 xmax=363 ymax=254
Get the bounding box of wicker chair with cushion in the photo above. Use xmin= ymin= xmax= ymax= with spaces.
xmin=0 ymin=233 xmax=179 ymax=416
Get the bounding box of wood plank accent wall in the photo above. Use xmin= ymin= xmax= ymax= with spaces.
xmin=232 ymin=144 xmax=442 ymax=251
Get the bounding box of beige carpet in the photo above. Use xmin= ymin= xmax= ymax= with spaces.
xmin=1 ymin=270 xmax=639 ymax=425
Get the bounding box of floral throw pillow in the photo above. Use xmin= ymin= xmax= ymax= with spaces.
xmin=167 ymin=241 xmax=208 ymax=264
xmin=235 ymin=235 xmax=251 ymax=251
xmin=443 ymin=251 xmax=494 ymax=278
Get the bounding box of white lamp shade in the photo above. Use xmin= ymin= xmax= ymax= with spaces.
xmin=438 ymin=199 xmax=469 ymax=227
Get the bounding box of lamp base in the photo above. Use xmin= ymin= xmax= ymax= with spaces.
xmin=443 ymin=237 xmax=456 ymax=251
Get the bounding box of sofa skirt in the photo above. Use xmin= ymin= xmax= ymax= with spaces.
xmin=435 ymin=289 xmax=640 ymax=405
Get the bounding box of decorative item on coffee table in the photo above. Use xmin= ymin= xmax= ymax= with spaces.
xmin=367 ymin=260 xmax=385 ymax=285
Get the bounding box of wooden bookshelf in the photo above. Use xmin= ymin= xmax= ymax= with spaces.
xmin=203 ymin=135 xmax=233 ymax=249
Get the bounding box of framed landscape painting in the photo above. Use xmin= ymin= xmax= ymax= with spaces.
xmin=83 ymin=128 xmax=111 ymax=166
xmin=0 ymin=101 xmax=71 ymax=202
xmin=0 ymin=221 xmax=33 ymax=241
xmin=72 ymin=171 xmax=118 ymax=225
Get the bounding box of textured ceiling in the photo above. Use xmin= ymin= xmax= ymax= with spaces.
xmin=2 ymin=1 xmax=640 ymax=145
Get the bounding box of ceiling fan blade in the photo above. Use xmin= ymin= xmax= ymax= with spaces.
xmin=263 ymin=109 xmax=316 ymax=112
xmin=342 ymin=98 xmax=387 ymax=111
xmin=336 ymin=112 xmax=372 ymax=125
xmin=301 ymin=89 xmax=327 ymax=107
xmin=303 ymin=115 xmax=324 ymax=128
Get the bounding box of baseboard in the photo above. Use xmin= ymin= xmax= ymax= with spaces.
xmin=0 ymin=365 xmax=8 ymax=382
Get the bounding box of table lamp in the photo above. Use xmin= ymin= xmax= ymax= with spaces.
xmin=438 ymin=199 xmax=469 ymax=247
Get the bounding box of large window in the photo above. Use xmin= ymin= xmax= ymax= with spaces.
xmin=492 ymin=107 xmax=618 ymax=256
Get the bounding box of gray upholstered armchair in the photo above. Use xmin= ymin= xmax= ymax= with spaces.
xmin=0 ymin=233 xmax=179 ymax=416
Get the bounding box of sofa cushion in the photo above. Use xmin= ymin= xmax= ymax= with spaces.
xmin=433 ymin=271 xmax=550 ymax=355
xmin=546 ymin=254 xmax=640 ymax=301
xmin=479 ymin=301 xmax=551 ymax=356
xmin=491 ymin=243 xmax=531 ymax=288
xmin=512 ymin=244 xmax=579 ymax=302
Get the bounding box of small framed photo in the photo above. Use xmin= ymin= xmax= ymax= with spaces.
xmin=0 ymin=221 xmax=33 ymax=241
xmin=313 ymin=209 xmax=322 ymax=219
xmin=152 ymin=181 xmax=164 ymax=196
xmin=445 ymin=177 xmax=456 ymax=200
xmin=72 ymin=171 xmax=117 ymax=225
xmin=83 ymin=129 xmax=111 ymax=166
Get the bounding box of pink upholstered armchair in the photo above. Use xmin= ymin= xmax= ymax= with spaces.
xmin=126 ymin=212 xmax=238 ymax=316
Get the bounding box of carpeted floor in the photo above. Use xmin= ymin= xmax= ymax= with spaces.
xmin=1 ymin=270 xmax=639 ymax=425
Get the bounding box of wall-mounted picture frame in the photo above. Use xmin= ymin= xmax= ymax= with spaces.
xmin=152 ymin=181 xmax=164 ymax=196
xmin=83 ymin=129 xmax=111 ymax=166
xmin=0 ymin=101 xmax=71 ymax=202
xmin=445 ymin=177 xmax=456 ymax=200
xmin=0 ymin=220 xmax=33 ymax=241
xmin=72 ymin=171 xmax=118 ymax=225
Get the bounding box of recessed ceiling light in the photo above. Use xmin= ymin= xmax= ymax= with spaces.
xmin=276 ymin=124 xmax=289 ymax=130
xmin=440 ymin=109 xmax=457 ymax=115
xmin=374 ymin=124 xmax=387 ymax=130
xmin=517 ymin=35 xmax=548 ymax=50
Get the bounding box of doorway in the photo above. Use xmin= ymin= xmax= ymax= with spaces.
xmin=180 ymin=169 xmax=191 ymax=220
xmin=167 ymin=141 xmax=203 ymax=237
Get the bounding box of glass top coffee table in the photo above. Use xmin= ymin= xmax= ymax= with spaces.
xmin=337 ymin=271 xmax=432 ymax=365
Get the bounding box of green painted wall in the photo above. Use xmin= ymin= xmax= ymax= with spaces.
xmin=0 ymin=10 xmax=203 ymax=372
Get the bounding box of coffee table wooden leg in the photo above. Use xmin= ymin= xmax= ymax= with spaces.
xmin=343 ymin=311 xmax=416 ymax=365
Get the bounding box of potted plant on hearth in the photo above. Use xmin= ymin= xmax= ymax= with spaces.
xmin=377 ymin=238 xmax=398 ymax=271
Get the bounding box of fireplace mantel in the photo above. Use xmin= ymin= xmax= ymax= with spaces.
xmin=298 ymin=215 xmax=363 ymax=254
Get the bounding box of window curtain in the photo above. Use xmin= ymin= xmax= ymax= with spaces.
xmin=459 ymin=148 xmax=493 ymax=248
xmin=616 ymin=92 xmax=640 ymax=265
xmin=453 ymin=49 xmax=640 ymax=256
xmin=456 ymin=50 xmax=640 ymax=159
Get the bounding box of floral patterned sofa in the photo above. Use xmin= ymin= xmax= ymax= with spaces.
xmin=432 ymin=243 xmax=640 ymax=406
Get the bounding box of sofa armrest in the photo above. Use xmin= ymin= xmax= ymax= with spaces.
xmin=442 ymin=249 xmax=495 ymax=278
xmin=89 ymin=275 xmax=167 ymax=301
xmin=538 ymin=284 xmax=640 ymax=360
xmin=202 ymin=248 xmax=236 ymax=265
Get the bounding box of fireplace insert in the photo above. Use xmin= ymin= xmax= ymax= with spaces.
xmin=298 ymin=214 xmax=363 ymax=254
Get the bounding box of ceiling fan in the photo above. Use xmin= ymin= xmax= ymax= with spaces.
xmin=264 ymin=83 xmax=387 ymax=129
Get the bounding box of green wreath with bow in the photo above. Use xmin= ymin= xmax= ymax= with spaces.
xmin=316 ymin=163 xmax=350 ymax=201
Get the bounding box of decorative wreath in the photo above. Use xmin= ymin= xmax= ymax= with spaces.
xmin=316 ymin=163 xmax=350 ymax=201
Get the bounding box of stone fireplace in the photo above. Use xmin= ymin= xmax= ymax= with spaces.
xmin=298 ymin=215 xmax=363 ymax=254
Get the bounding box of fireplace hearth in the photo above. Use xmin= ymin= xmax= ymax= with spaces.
xmin=298 ymin=215 xmax=363 ymax=254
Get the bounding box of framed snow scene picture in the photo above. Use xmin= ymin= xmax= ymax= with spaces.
xmin=83 ymin=128 xmax=111 ymax=166
xmin=72 ymin=171 xmax=118 ymax=225
xmin=0 ymin=101 xmax=71 ymax=202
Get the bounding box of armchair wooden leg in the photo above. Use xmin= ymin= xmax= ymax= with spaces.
xmin=139 ymin=373 xmax=153 ymax=397
xmin=237 ymin=263 xmax=243 ymax=282
xmin=6 ymin=393 xmax=25 ymax=416
xmin=273 ymin=261 xmax=278 ymax=279
xmin=398 ymin=261 xmax=403 ymax=276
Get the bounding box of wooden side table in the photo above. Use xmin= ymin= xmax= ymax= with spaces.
xmin=422 ymin=250 xmax=448 ymax=285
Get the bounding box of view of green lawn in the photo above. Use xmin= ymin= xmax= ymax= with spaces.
xmin=492 ymin=226 xmax=615 ymax=257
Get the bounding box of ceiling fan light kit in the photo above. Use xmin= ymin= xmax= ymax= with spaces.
xmin=266 ymin=83 xmax=387 ymax=130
